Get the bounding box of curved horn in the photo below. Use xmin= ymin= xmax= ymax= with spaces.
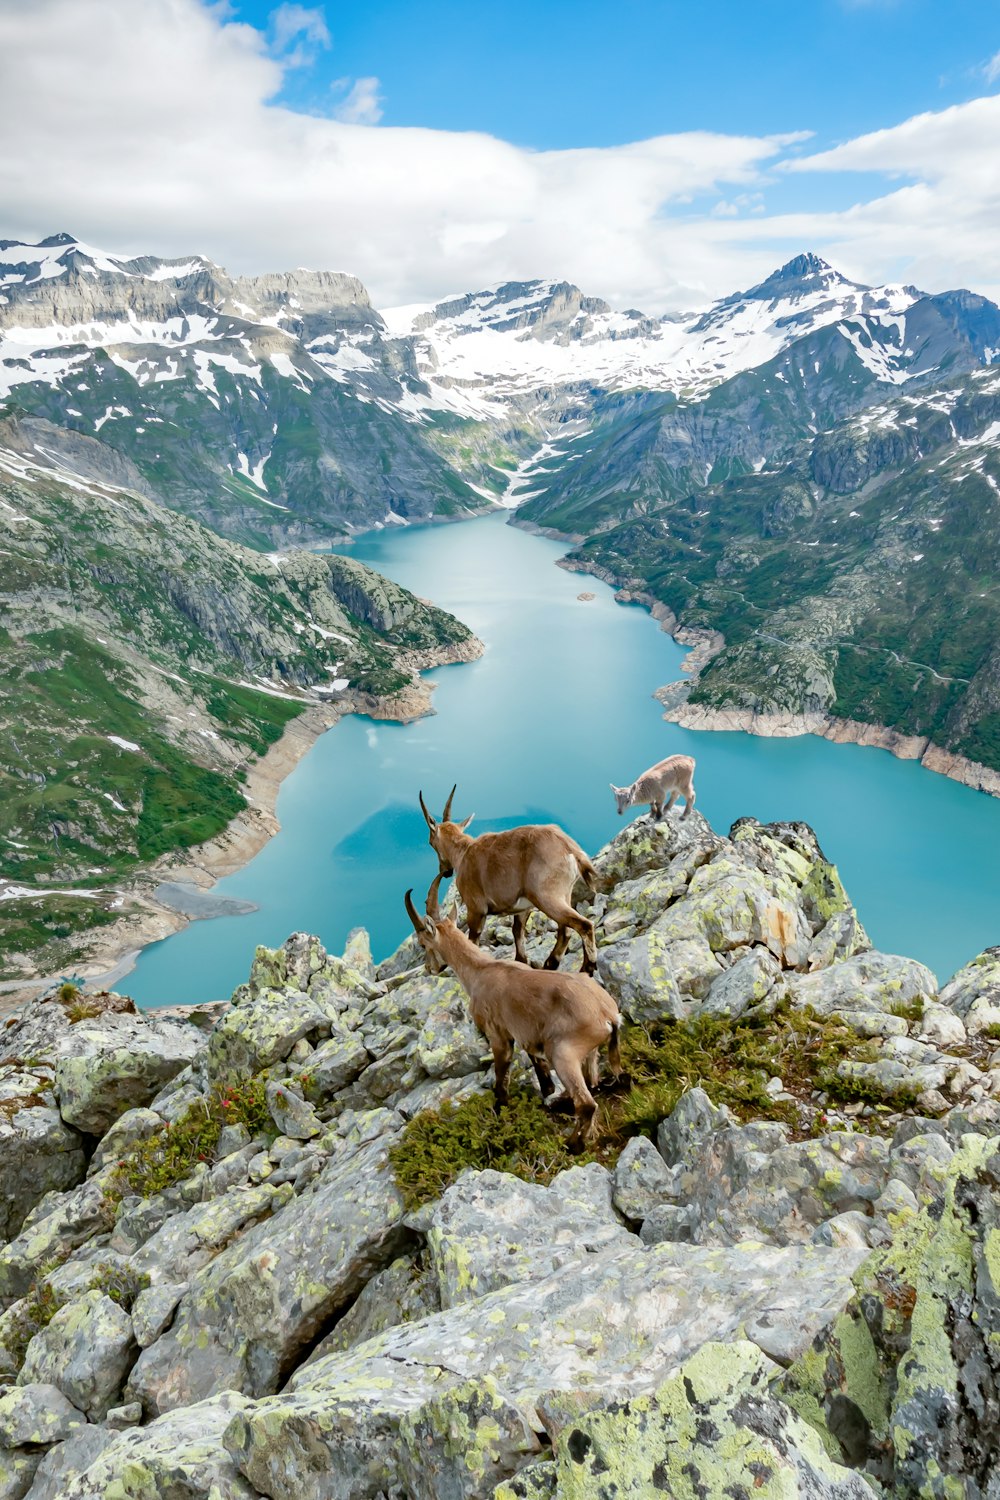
xmin=418 ymin=790 xmax=436 ymax=830
xmin=404 ymin=888 xmax=425 ymax=935
xmin=441 ymin=783 xmax=457 ymax=823
xmin=426 ymin=873 xmax=443 ymax=921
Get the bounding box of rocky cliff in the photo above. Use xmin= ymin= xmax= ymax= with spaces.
xmin=0 ymin=414 xmax=480 ymax=980
xmin=1 ymin=811 xmax=999 ymax=1497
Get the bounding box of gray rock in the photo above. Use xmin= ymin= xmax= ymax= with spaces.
xmin=128 ymin=1133 xmax=409 ymax=1413
xmin=24 ymin=1428 xmax=117 ymax=1500
xmin=303 ymin=1253 xmax=440 ymax=1364
xmin=104 ymin=1401 xmax=142 ymax=1429
xmin=224 ymin=1236 xmax=866 ymax=1498
xmin=611 ymin=1134 xmax=679 ymax=1220
xmin=0 ymin=1177 xmax=115 ymax=1304
xmin=298 ymin=1031 xmax=369 ymax=1100
xmin=264 ymin=1080 xmax=321 ymax=1140
xmin=0 ymin=1448 xmax=40 ymax=1500
xmin=87 ymin=1107 xmax=162 ymax=1177
xmin=0 ymin=1384 xmax=85 ymax=1446
xmin=656 ymin=1086 xmax=735 ymax=1168
xmin=698 ymin=946 xmax=784 ymax=1019
xmin=0 ymin=1074 xmax=84 ymax=1241
xmin=427 ymin=1165 xmax=631 ymax=1307
xmin=504 ymin=1340 xmax=872 ymax=1498
xmin=19 ymin=1290 xmax=135 ymax=1420
xmin=640 ymin=1202 xmax=696 ymax=1243
xmin=54 ymin=1016 xmax=203 ymax=1136
xmin=786 ymin=950 xmax=937 ymax=1024
xmin=48 ymin=1391 xmax=256 ymax=1499
xmin=939 ymin=946 xmax=1000 ymax=1036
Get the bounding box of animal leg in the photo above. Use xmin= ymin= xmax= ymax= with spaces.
xmin=512 ymin=913 xmax=531 ymax=966
xmin=550 ymin=1042 xmax=598 ymax=1152
xmin=542 ymin=924 xmax=571 ymax=971
xmin=540 ymin=898 xmax=597 ymax=976
xmin=682 ymin=782 xmax=695 ymax=820
xmin=530 ymin=1051 xmax=555 ymax=1099
xmin=664 ymin=792 xmax=676 ymax=814
xmin=466 ymin=910 xmax=485 ymax=946
xmin=585 ymin=1047 xmax=600 ymax=1089
xmin=490 ymin=1036 xmax=513 ymax=1112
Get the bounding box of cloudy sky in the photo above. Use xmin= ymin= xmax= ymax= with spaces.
xmin=2 ymin=0 xmax=999 ymax=311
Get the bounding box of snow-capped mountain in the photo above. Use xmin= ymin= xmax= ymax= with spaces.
xmin=2 ymin=233 xmax=1000 ymax=545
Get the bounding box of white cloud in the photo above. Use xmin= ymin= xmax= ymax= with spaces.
xmin=0 ymin=0 xmax=998 ymax=312
xmin=332 ymin=76 xmax=383 ymax=125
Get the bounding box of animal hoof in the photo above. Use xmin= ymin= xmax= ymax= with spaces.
xmin=580 ymin=962 xmax=597 ymax=977
xmin=492 ymin=1097 xmax=508 ymax=1115
xmin=542 ymin=956 xmax=560 ymax=971
xmin=544 ymin=1095 xmax=575 ymax=1114
xmin=567 ymin=1137 xmax=585 ymax=1156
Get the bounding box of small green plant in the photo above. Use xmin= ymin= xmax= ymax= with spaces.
xmin=389 ymin=1003 xmax=888 ymax=1211
xmin=89 ymin=1262 xmax=151 ymax=1310
xmin=108 ymin=1075 xmax=272 ymax=1201
xmin=65 ymin=996 xmax=108 ymax=1023
xmin=57 ymin=981 xmax=81 ymax=1003
xmin=887 ymin=996 xmax=926 ymax=1024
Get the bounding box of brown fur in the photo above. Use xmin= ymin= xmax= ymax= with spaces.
xmin=611 ymin=754 xmax=696 ymax=821
xmin=405 ymin=879 xmax=623 ymax=1148
xmin=419 ymin=786 xmax=598 ymax=973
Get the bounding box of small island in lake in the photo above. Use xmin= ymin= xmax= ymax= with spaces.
xmin=577 ymin=591 xmax=596 ymax=601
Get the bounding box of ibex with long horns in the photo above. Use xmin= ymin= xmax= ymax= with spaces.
xmin=418 ymin=785 xmax=598 ymax=974
xmin=405 ymin=877 xmax=624 ymax=1148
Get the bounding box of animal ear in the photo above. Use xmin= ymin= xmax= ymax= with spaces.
xmin=457 ymin=813 xmax=475 ymax=831
xmin=609 ymin=784 xmax=618 ymax=793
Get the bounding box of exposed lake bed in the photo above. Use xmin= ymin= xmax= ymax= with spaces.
xmin=115 ymin=512 xmax=1000 ymax=1007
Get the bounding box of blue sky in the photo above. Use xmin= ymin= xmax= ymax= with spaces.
xmin=2 ymin=0 xmax=999 ymax=309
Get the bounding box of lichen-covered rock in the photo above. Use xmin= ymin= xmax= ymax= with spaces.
xmin=23 ymin=1428 xmax=118 ymax=1500
xmin=87 ymin=1107 xmax=163 ymax=1177
xmin=611 ymin=1135 xmax=678 ymax=1221
xmin=205 ymin=987 xmax=334 ymax=1083
xmin=786 ymin=951 xmax=937 ymax=1026
xmin=0 ymin=1070 xmax=84 ymax=1241
xmin=54 ymin=1017 xmax=203 ymax=1136
xmin=0 ymin=1447 xmax=40 ymax=1500
xmin=428 ymin=1165 xmax=631 ymax=1307
xmin=0 ymin=1176 xmax=115 ymax=1305
xmin=223 ymin=1237 xmax=866 ymax=1498
xmin=499 ymin=1341 xmax=872 ymax=1499
xmin=48 ymin=1391 xmax=256 ymax=1499
xmin=303 ymin=1252 xmax=440 ymax=1363
xmin=0 ymin=1383 xmax=85 ymax=1446
xmin=128 ymin=1131 xmax=409 ymax=1413
xmin=656 ymin=1086 xmax=735 ymax=1169
xmin=299 ymin=1031 xmax=369 ymax=1101
xmin=264 ymin=1080 xmax=321 ymax=1140
xmin=939 ymin=947 xmax=1000 ymax=1037
xmin=781 ymin=1132 xmax=1000 ymax=1495
xmin=19 ymin=1289 xmax=134 ymax=1420
xmin=699 ymin=946 xmax=784 ymax=1019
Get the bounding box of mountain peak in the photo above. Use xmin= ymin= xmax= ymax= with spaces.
xmin=38 ymin=232 xmax=78 ymax=248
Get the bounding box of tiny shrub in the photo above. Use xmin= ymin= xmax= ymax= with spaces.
xmin=390 ymin=1003 xmax=884 ymax=1210
xmin=108 ymin=1075 xmax=272 ymax=1201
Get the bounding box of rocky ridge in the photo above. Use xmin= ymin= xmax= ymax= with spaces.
xmin=1 ymin=810 xmax=1000 ymax=1496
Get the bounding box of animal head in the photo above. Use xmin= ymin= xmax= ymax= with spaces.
xmin=610 ymin=783 xmax=633 ymax=816
xmin=418 ymin=785 xmax=474 ymax=877
xmin=403 ymin=875 xmax=453 ymax=975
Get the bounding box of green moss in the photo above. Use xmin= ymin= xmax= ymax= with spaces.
xmin=390 ymin=1003 xmax=881 ymax=1210
xmin=107 ymin=1075 xmax=272 ymax=1201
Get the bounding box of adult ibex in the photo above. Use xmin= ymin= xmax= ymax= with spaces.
xmin=418 ymin=785 xmax=598 ymax=974
xmin=404 ymin=877 xmax=624 ymax=1149
xmin=611 ymin=753 xmax=696 ymax=821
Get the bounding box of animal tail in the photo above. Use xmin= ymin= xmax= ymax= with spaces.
xmin=576 ymin=850 xmax=598 ymax=892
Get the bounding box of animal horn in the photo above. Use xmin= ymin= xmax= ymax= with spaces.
xmin=404 ymin=888 xmax=425 ymax=935
xmin=441 ymin=783 xmax=457 ymax=823
xmin=418 ymin=790 xmax=436 ymax=829
xmin=426 ymin=873 xmax=443 ymax=921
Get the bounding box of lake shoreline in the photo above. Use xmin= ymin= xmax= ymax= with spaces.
xmin=549 ymin=549 xmax=1000 ymax=802
xmin=0 ymin=635 xmax=483 ymax=1016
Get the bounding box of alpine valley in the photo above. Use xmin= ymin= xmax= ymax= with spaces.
xmin=3 ymin=233 xmax=1000 ymax=978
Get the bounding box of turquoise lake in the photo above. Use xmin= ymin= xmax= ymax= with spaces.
xmin=128 ymin=512 xmax=1000 ymax=1006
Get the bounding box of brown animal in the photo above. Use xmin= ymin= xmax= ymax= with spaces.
xmin=418 ymin=785 xmax=598 ymax=974
xmin=611 ymin=753 xmax=696 ymax=821
xmin=404 ymin=877 xmax=624 ymax=1149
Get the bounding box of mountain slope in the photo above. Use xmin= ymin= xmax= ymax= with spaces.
xmin=0 ymin=413 xmax=478 ymax=977
xmin=557 ymin=365 xmax=1000 ymax=776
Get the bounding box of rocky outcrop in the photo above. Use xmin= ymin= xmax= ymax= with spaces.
xmin=0 ymin=813 xmax=999 ymax=1495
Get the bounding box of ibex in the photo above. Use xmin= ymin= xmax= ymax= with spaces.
xmin=611 ymin=754 xmax=696 ymax=821
xmin=404 ymin=878 xmax=624 ymax=1149
xmin=418 ymin=786 xmax=598 ymax=974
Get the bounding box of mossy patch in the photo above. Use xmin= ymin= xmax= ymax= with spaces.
xmin=390 ymin=1003 xmax=884 ymax=1210
xmin=106 ymin=1075 xmax=272 ymax=1201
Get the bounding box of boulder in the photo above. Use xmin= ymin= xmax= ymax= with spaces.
xmin=19 ymin=1289 xmax=135 ymax=1420
xmin=495 ymin=1341 xmax=872 ymax=1499
xmin=54 ymin=1016 xmax=203 ymax=1136
xmin=427 ymin=1165 xmax=631 ymax=1307
xmin=939 ymin=946 xmax=1000 ymax=1037
xmin=223 ymin=1236 xmax=867 ymax=1498
xmin=0 ymin=1383 xmax=85 ymax=1446
xmin=0 ymin=1070 xmax=84 ymax=1241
